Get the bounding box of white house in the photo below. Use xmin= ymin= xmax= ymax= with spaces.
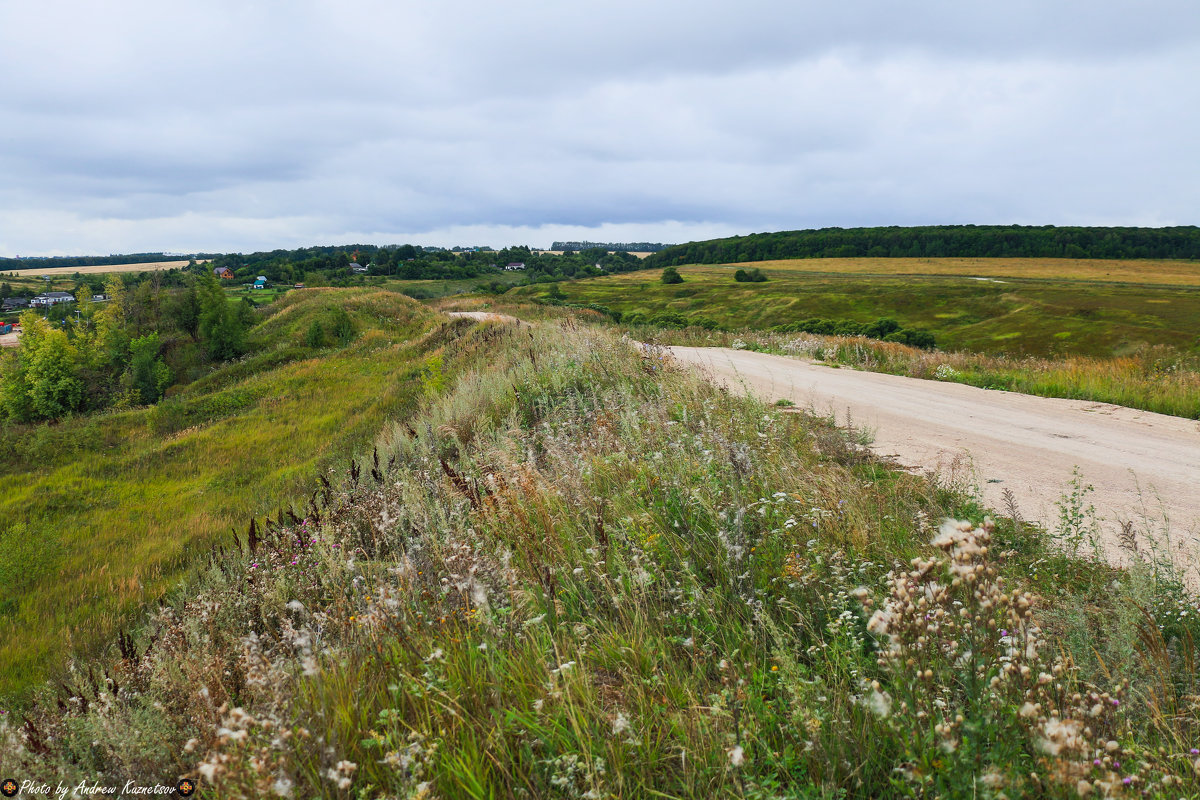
xmin=504 ymin=262 xmax=526 ymax=271
xmin=30 ymin=292 xmax=75 ymax=307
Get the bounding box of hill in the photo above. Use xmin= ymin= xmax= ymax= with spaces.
xmin=4 ymin=314 xmax=1198 ymax=796
xmin=0 ymin=288 xmax=452 ymax=691
xmin=647 ymin=225 xmax=1200 ymax=266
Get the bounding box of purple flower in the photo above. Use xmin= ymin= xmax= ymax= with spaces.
xmin=1191 ymin=748 xmax=1199 ymax=755
xmin=1113 ymin=761 xmax=1120 ymax=769
xmin=1122 ymin=777 xmax=1131 ymax=785
xmin=1111 ymin=698 xmax=1120 ymax=706
xmin=1093 ymin=759 xmax=1101 ymax=767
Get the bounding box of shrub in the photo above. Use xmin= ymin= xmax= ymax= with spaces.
xmin=661 ymin=267 xmax=684 ymax=284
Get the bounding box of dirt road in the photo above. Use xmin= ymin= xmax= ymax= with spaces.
xmin=669 ymin=346 xmax=1200 ymax=570
xmin=447 ymin=311 xmax=523 ymax=324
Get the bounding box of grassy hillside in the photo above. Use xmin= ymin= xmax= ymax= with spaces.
xmin=509 ymin=260 xmax=1200 ymax=358
xmin=3 ymin=316 xmax=1198 ymax=797
xmin=0 ymin=288 xmax=451 ymax=692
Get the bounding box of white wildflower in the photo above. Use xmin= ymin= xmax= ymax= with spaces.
xmin=728 ymin=745 xmax=746 ymax=767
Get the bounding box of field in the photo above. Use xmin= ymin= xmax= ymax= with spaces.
xmin=510 ymin=258 xmax=1200 ymax=358
xmin=382 ymin=270 xmax=528 ymax=299
xmin=0 ymin=288 xmax=447 ymax=692
xmin=6 ymin=316 xmax=1199 ymax=796
xmin=2 ymin=259 xmax=206 ymax=277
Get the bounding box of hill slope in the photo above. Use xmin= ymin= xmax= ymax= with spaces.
xmin=0 ymin=288 xmax=448 ymax=691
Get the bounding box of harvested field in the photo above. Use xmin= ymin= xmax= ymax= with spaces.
xmin=2 ymin=259 xmax=208 ymax=277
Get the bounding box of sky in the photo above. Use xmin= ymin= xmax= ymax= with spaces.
xmin=1 ymin=1 xmax=1198 ymax=256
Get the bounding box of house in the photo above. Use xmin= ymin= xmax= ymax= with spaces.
xmin=351 ymin=263 xmax=369 ymax=273
xmin=253 ymin=276 xmax=268 ymax=289
xmin=90 ymin=294 xmax=109 ymax=302
xmin=2 ymin=297 xmax=30 ymax=312
xmin=30 ymin=292 xmax=75 ymax=307
xmin=504 ymin=262 xmax=526 ymax=271
xmin=213 ymin=267 xmax=235 ymax=279
xmin=293 ymin=283 xmax=305 ymax=289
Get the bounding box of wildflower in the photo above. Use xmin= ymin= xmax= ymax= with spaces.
xmin=272 ymin=776 xmax=294 ymax=797
xmin=728 ymin=745 xmax=746 ymax=767
xmin=867 ymin=689 xmax=892 ymax=717
xmin=612 ymin=712 xmax=631 ymax=736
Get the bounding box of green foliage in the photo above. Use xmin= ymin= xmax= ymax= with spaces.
xmin=304 ymin=319 xmax=326 ymax=348
xmin=197 ymin=273 xmax=246 ymax=361
xmin=127 ymin=333 xmax=171 ymax=405
xmin=329 ymin=306 xmax=355 ymax=345
xmin=648 ymin=224 xmax=1200 ymax=267
xmin=734 ymin=267 xmax=767 ymax=282
xmin=661 ymin=266 xmax=684 ymax=284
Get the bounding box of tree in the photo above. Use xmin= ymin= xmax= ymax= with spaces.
xmin=0 ymin=313 xmax=85 ymax=421
xmin=661 ymin=267 xmax=683 ymax=284
xmin=128 ymin=333 xmax=171 ymax=404
xmin=0 ymin=282 xmax=10 ymax=299
xmin=197 ymin=273 xmax=245 ymax=361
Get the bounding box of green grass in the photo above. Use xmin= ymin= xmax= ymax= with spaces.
xmin=509 ymin=261 xmax=1200 ymax=358
xmin=4 ymin=318 xmax=1198 ymax=797
xmin=0 ymin=288 xmax=451 ymax=693
xmin=382 ymin=270 xmax=528 ymax=299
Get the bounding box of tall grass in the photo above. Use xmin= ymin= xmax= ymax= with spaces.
xmin=4 ymin=318 xmax=1197 ymax=797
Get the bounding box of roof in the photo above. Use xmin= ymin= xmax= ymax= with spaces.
xmin=256 ymin=276 xmax=268 ymax=281
xmin=42 ymin=292 xmax=75 ymax=299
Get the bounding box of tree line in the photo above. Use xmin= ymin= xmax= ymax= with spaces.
xmin=646 ymin=225 xmax=1200 ymax=267
xmin=208 ymin=244 xmax=651 ymax=286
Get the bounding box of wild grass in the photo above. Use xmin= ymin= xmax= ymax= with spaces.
xmin=0 ymin=288 xmax=450 ymax=693
xmin=4 ymin=318 xmax=1197 ymax=797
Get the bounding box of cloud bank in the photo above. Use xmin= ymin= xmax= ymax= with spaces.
xmin=1 ymin=1 xmax=1197 ymax=254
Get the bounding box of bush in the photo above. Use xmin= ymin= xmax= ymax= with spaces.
xmin=660 ymin=267 xmax=683 ymax=284
xmin=734 ymin=268 xmax=768 ymax=282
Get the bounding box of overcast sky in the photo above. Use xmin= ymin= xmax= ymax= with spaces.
xmin=1 ymin=1 xmax=1197 ymax=255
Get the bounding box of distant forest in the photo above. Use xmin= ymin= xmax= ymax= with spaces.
xmin=208 ymin=244 xmax=648 ymax=285
xmin=551 ymin=241 xmax=673 ymax=252
xmin=646 ymin=225 xmax=1200 ymax=266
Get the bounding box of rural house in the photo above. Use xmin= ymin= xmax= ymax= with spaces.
xmin=213 ymin=267 xmax=234 ymax=279
xmin=253 ymin=276 xmax=268 ymax=289
xmin=2 ymin=297 xmax=30 ymax=312
xmin=505 ymin=262 xmax=526 ymax=270
xmin=30 ymin=292 xmax=75 ymax=307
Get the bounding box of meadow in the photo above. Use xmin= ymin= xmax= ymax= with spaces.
xmin=0 ymin=288 xmax=448 ymax=692
xmin=508 ymin=258 xmax=1200 ymax=359
xmin=4 ymin=316 xmax=1198 ymax=797
xmin=3 ymin=259 xmax=205 ymax=277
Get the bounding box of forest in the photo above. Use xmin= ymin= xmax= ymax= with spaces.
xmin=646 ymin=224 xmax=1200 ymax=266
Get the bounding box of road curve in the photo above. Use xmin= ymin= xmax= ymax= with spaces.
xmin=669 ymin=346 xmax=1200 ymax=571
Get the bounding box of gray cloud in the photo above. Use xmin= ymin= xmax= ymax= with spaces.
xmin=0 ymin=1 xmax=1197 ymax=254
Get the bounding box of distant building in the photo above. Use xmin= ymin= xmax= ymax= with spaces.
xmin=30 ymin=292 xmax=75 ymax=307
xmin=505 ymin=262 xmax=526 ymax=271
xmin=2 ymin=297 xmax=30 ymax=312
xmin=213 ymin=267 xmax=234 ymax=279
xmin=91 ymin=294 xmax=110 ymax=302
xmin=293 ymin=283 xmax=305 ymax=289
xmin=253 ymin=277 xmax=268 ymax=289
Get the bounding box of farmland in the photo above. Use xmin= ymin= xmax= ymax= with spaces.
xmin=2 ymin=259 xmax=206 ymax=277
xmin=509 ymin=258 xmax=1200 ymax=358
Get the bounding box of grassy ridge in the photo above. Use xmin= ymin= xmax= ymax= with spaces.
xmin=508 ymin=260 xmax=1200 ymax=358
xmin=0 ymin=288 xmax=444 ymax=692
xmin=4 ymin=318 xmax=1197 ymax=797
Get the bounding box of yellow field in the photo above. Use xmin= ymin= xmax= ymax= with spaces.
xmin=3 ymin=259 xmax=209 ymax=277
xmin=726 ymin=257 xmax=1200 ymax=286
